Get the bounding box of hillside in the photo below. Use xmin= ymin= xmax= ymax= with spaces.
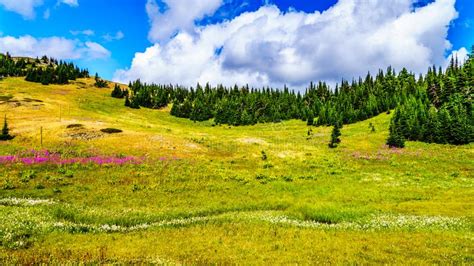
xmin=0 ymin=77 xmax=473 ymax=263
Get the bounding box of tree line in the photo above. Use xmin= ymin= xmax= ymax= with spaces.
xmin=25 ymin=61 xmax=89 ymax=85
xmin=0 ymin=52 xmax=27 ymax=77
xmin=118 ymin=47 xmax=472 ymax=146
xmin=387 ymin=49 xmax=473 ymax=147
xmin=0 ymin=52 xmax=89 ymax=85
xmin=120 ymin=66 xmax=413 ymax=127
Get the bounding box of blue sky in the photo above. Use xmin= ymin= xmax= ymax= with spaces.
xmin=0 ymin=0 xmax=472 ymax=87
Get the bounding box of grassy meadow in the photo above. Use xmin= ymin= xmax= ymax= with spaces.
xmin=0 ymin=77 xmax=473 ymax=263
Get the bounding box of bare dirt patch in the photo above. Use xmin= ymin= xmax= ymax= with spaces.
xmin=237 ymin=137 xmax=268 ymax=145
xmin=64 ymin=125 xmax=103 ymax=140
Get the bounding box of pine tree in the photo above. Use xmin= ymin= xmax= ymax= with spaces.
xmin=170 ymin=102 xmax=180 ymax=117
xmin=241 ymin=109 xmax=253 ymax=125
xmin=386 ymin=120 xmax=405 ymax=148
xmin=94 ymin=73 xmax=108 ymax=88
xmin=111 ymin=84 xmax=124 ymax=98
xmin=0 ymin=115 xmax=13 ymax=141
xmin=449 ymin=103 xmax=470 ymax=145
xmin=124 ymin=95 xmax=131 ymax=107
xmin=307 ymin=112 xmax=314 ymax=126
xmin=424 ymin=106 xmax=441 ymax=143
xmin=437 ymin=107 xmax=451 ymax=144
xmin=328 ymin=122 xmax=342 ymax=148
xmin=129 ymin=96 xmax=140 ymax=109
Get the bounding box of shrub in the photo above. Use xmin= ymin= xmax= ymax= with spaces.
xmin=20 ymin=170 xmax=36 ymax=183
xmin=94 ymin=73 xmax=108 ymax=88
xmin=263 ymin=163 xmax=273 ymax=169
xmin=66 ymin=124 xmax=84 ymax=129
xmin=369 ymin=122 xmax=376 ymax=132
xmin=100 ymin=128 xmax=123 ymax=134
xmin=2 ymin=180 xmax=15 ymax=190
xmin=58 ymin=168 xmax=74 ymax=178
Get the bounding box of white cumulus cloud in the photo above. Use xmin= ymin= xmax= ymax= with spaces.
xmin=115 ymin=0 xmax=463 ymax=89
xmin=83 ymin=41 xmax=111 ymax=59
xmin=0 ymin=35 xmax=110 ymax=60
xmin=146 ymin=0 xmax=223 ymax=42
xmin=0 ymin=0 xmax=43 ymax=19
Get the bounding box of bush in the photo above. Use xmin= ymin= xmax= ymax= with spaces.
xmin=66 ymin=124 xmax=84 ymax=129
xmin=2 ymin=180 xmax=15 ymax=190
xmin=94 ymin=73 xmax=108 ymax=88
xmin=58 ymin=168 xmax=74 ymax=178
xmin=20 ymin=170 xmax=36 ymax=183
xmin=100 ymin=128 xmax=123 ymax=134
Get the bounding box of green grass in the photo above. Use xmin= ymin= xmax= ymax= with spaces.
xmin=0 ymin=77 xmax=473 ymax=263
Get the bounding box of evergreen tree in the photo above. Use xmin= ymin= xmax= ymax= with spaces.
xmin=111 ymin=84 xmax=125 ymax=98
xmin=0 ymin=115 xmax=13 ymax=141
xmin=386 ymin=120 xmax=405 ymax=148
xmin=306 ymin=113 xmax=314 ymax=126
xmin=437 ymin=107 xmax=451 ymax=144
xmin=94 ymin=73 xmax=108 ymax=88
xmin=424 ymin=106 xmax=441 ymax=143
xmin=241 ymin=109 xmax=253 ymax=125
xmin=328 ymin=122 xmax=342 ymax=148
xmin=124 ymin=95 xmax=131 ymax=107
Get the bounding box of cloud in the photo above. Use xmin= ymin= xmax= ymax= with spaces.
xmin=59 ymin=0 xmax=78 ymax=7
xmin=103 ymin=31 xmax=125 ymax=42
xmin=0 ymin=35 xmax=110 ymax=60
xmin=115 ymin=0 xmax=460 ymax=89
xmin=83 ymin=41 xmax=111 ymax=59
xmin=445 ymin=47 xmax=469 ymax=68
xmin=70 ymin=29 xmax=95 ymax=36
xmin=0 ymin=0 xmax=43 ymax=19
xmin=146 ymin=0 xmax=222 ymax=42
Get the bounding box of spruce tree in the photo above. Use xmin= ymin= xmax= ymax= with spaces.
xmin=328 ymin=122 xmax=342 ymax=148
xmin=124 ymin=95 xmax=131 ymax=107
xmin=424 ymin=106 xmax=441 ymax=143
xmin=0 ymin=115 xmax=13 ymax=141
xmin=386 ymin=121 xmax=405 ymax=148
xmin=307 ymin=113 xmax=314 ymax=126
xmin=111 ymin=84 xmax=124 ymax=98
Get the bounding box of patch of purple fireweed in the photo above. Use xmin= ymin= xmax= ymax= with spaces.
xmin=0 ymin=149 xmax=143 ymax=166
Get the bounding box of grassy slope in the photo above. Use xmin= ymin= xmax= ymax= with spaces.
xmin=0 ymin=77 xmax=473 ymax=264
